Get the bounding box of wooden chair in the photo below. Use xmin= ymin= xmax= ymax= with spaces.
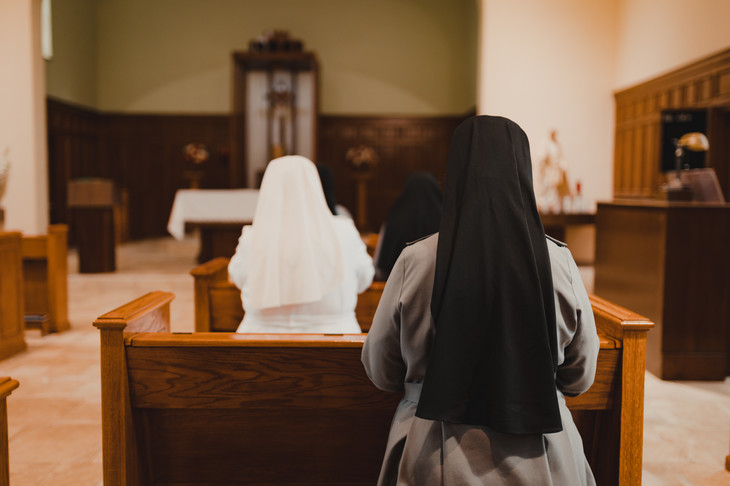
xmin=98 ymin=289 xmax=652 ymax=485
xmin=94 ymin=291 xmax=401 ymax=486
xmin=0 ymin=233 xmax=26 ymax=360
xmin=0 ymin=377 xmax=19 ymax=486
xmin=22 ymin=224 xmax=69 ymax=334
xmin=190 ymin=257 xmax=384 ymax=332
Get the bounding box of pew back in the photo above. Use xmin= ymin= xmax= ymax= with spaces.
xmin=95 ymin=292 xmax=399 ymax=486
xmin=97 ymin=291 xmax=652 ymax=486
xmin=191 ymin=258 xmax=384 ymax=332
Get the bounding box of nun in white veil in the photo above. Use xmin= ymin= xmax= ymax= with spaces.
xmin=228 ymin=155 xmax=374 ymax=333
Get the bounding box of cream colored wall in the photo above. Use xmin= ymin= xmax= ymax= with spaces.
xmin=479 ymin=0 xmax=619 ymax=212
xmin=88 ymin=0 xmax=477 ymax=115
xmin=0 ymin=0 xmax=49 ymax=234
xmin=615 ymin=0 xmax=730 ymax=89
xmin=44 ymin=0 xmax=97 ymax=108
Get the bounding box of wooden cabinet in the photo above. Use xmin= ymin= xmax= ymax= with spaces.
xmin=594 ymin=200 xmax=730 ymax=379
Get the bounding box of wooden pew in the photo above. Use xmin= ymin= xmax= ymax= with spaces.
xmin=567 ymin=294 xmax=654 ymax=486
xmin=0 ymin=232 xmax=26 ymax=360
xmin=98 ymin=289 xmax=652 ymax=486
xmin=190 ymin=257 xmax=385 ymax=332
xmin=94 ymin=291 xmax=401 ymax=486
xmin=21 ymin=224 xmax=69 ymax=334
xmin=0 ymin=377 xmax=19 ymax=486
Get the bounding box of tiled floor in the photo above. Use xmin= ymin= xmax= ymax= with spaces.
xmin=1 ymin=234 xmax=729 ymax=485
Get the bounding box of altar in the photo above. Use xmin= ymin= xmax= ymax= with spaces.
xmin=167 ymin=189 xmax=259 ymax=263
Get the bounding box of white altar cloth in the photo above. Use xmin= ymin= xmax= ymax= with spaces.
xmin=167 ymin=189 xmax=259 ymax=240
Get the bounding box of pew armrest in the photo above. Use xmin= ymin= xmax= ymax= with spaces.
xmin=589 ymin=293 xmax=654 ymax=341
xmin=0 ymin=377 xmax=19 ymax=402
xmin=191 ymin=258 xmax=231 ymax=332
xmin=93 ymin=291 xmax=174 ymax=333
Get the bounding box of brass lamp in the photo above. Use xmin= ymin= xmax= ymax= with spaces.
xmin=673 ymin=132 xmax=710 ymax=188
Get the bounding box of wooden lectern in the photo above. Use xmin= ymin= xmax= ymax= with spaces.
xmin=594 ymin=199 xmax=730 ymax=380
xmin=68 ymin=179 xmax=117 ymax=273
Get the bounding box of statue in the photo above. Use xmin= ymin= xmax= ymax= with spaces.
xmin=537 ymin=130 xmax=572 ymax=213
xmin=0 ymin=147 xmax=10 ymax=205
xmin=267 ymin=79 xmax=294 ymax=159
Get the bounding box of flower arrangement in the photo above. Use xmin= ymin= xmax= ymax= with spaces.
xmin=0 ymin=147 xmax=10 ymax=204
xmin=346 ymin=145 xmax=379 ymax=171
xmin=182 ymin=142 xmax=210 ymax=166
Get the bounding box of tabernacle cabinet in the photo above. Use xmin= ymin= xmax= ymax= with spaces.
xmin=230 ymin=32 xmax=319 ymax=188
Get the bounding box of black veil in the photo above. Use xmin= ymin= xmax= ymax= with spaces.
xmin=415 ymin=116 xmax=562 ymax=434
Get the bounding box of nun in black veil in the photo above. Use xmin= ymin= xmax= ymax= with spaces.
xmin=316 ymin=163 xmax=353 ymax=218
xmin=362 ymin=115 xmax=599 ymax=485
xmin=373 ymin=171 xmax=442 ymax=281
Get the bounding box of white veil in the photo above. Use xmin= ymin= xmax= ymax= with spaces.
xmin=247 ymin=155 xmax=346 ymax=310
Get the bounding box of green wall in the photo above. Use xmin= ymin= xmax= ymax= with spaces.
xmin=47 ymin=0 xmax=477 ymax=115
xmin=45 ymin=0 xmax=98 ymax=108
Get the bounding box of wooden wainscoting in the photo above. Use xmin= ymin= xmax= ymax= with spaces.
xmin=99 ymin=113 xmax=231 ymax=239
xmin=47 ymin=98 xmax=469 ymax=238
xmin=318 ymin=114 xmax=469 ymax=232
xmin=613 ymin=48 xmax=730 ymax=199
xmin=47 ymin=98 xmax=231 ymax=240
xmin=46 ymin=98 xmax=102 ymax=228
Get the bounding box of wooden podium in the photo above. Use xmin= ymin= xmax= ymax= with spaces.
xmin=68 ymin=179 xmax=117 ymax=273
xmin=594 ymin=199 xmax=730 ymax=380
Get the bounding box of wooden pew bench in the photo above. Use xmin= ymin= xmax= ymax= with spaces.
xmin=21 ymin=224 xmax=69 ymax=334
xmin=95 ymin=291 xmax=400 ymax=485
xmin=191 ymin=257 xmax=385 ymax=332
xmin=97 ymin=290 xmax=652 ymax=486
xmin=0 ymin=377 xmax=20 ymax=486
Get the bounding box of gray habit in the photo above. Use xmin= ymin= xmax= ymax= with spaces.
xmin=362 ymin=234 xmax=599 ymax=486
